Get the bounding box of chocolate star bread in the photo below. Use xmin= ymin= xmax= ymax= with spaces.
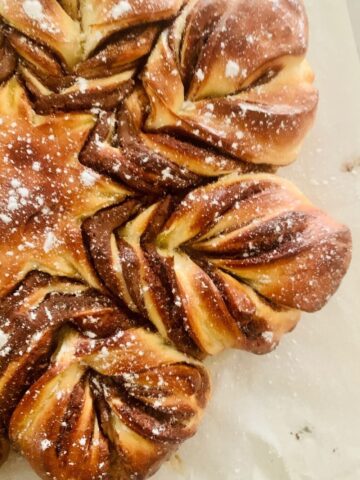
xmin=0 ymin=1 xmax=353 ymax=480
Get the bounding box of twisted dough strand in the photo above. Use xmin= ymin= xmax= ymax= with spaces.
xmin=79 ymin=0 xmax=318 ymax=192
xmin=84 ymin=173 xmax=351 ymax=356
xmin=143 ymin=0 xmax=318 ymax=167
xmin=0 ymin=0 xmax=187 ymax=112
xmin=0 ymin=2 xmax=352 ymax=479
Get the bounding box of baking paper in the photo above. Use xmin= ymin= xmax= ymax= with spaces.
xmin=2 ymin=1 xmax=360 ymax=479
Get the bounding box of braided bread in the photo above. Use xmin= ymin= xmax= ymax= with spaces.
xmin=0 ymin=272 xmax=209 ymax=480
xmin=0 ymin=1 xmax=352 ymax=479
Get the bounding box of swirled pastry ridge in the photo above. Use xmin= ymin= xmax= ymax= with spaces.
xmin=0 ymin=1 xmax=352 ymax=480
xmin=0 ymin=273 xmax=210 ymax=480
xmin=84 ymin=173 xmax=351 ymax=357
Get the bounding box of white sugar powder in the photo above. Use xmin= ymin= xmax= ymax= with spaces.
xmin=7 ymin=196 xmax=19 ymax=212
xmin=111 ymin=1 xmax=132 ymax=19
xmin=18 ymin=187 xmax=29 ymax=198
xmin=23 ymin=0 xmax=44 ymax=21
xmin=225 ymin=60 xmax=240 ymax=79
xmin=10 ymin=179 xmax=21 ymax=189
xmin=80 ymin=169 xmax=99 ymax=187
xmin=77 ymin=78 xmax=88 ymax=93
xmin=40 ymin=439 xmax=52 ymax=451
xmin=236 ymin=131 xmax=245 ymax=140
xmin=262 ymin=331 xmax=274 ymax=343
xmin=0 ymin=214 xmax=12 ymax=224
xmin=79 ymin=436 xmax=86 ymax=446
xmin=161 ymin=167 xmax=173 ymax=180
xmin=196 ymin=69 xmax=205 ymax=81
xmin=43 ymin=231 xmax=58 ymax=253
xmin=32 ymin=162 xmax=41 ymax=171
xmin=0 ymin=329 xmax=9 ymax=350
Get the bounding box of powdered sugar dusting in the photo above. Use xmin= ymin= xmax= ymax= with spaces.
xmin=40 ymin=439 xmax=52 ymax=451
xmin=0 ymin=329 xmax=9 ymax=350
xmin=22 ymin=0 xmax=59 ymax=33
xmin=80 ymin=169 xmax=100 ymax=187
xmin=196 ymin=69 xmax=205 ymax=81
xmin=22 ymin=0 xmax=44 ymax=21
xmin=262 ymin=331 xmax=274 ymax=343
xmin=77 ymin=78 xmax=89 ymax=93
xmin=43 ymin=231 xmax=58 ymax=253
xmin=0 ymin=213 xmax=11 ymax=224
xmin=225 ymin=60 xmax=240 ymax=79
xmin=111 ymin=1 xmax=132 ymax=19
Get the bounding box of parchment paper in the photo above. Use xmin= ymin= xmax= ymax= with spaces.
xmin=2 ymin=1 xmax=360 ymax=479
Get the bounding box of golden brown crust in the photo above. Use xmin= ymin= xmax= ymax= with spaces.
xmin=80 ymin=87 xmax=269 ymax=195
xmin=0 ymin=0 xmax=82 ymax=68
xmin=0 ymin=2 xmax=352 ymax=479
xmin=0 ymin=78 xmax=130 ymax=296
xmin=0 ymin=0 xmax=317 ymax=167
xmin=76 ymin=0 xmax=319 ymax=190
xmin=143 ymin=0 xmax=318 ymax=167
xmin=0 ymin=0 xmax=187 ymax=112
xmin=0 ymin=272 xmax=210 ymax=480
xmin=84 ymin=173 xmax=351 ymax=356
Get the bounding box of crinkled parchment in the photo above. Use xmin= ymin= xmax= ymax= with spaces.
xmin=2 ymin=1 xmax=360 ymax=479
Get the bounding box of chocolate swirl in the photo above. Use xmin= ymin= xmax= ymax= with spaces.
xmin=0 ymin=30 xmax=16 ymax=83
xmin=142 ymin=0 xmax=318 ymax=169
xmin=79 ymin=0 xmax=319 ymax=192
xmin=0 ymin=0 xmax=187 ymax=112
xmin=1 ymin=0 xmax=317 ymax=173
xmin=0 ymin=272 xmax=210 ymax=480
xmin=84 ymin=173 xmax=351 ymax=356
xmin=0 ymin=2 xmax=352 ymax=479
xmin=81 ymin=87 xmax=264 ymax=195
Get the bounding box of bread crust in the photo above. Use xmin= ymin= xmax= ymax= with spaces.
xmin=0 ymin=1 xmax=351 ymax=479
